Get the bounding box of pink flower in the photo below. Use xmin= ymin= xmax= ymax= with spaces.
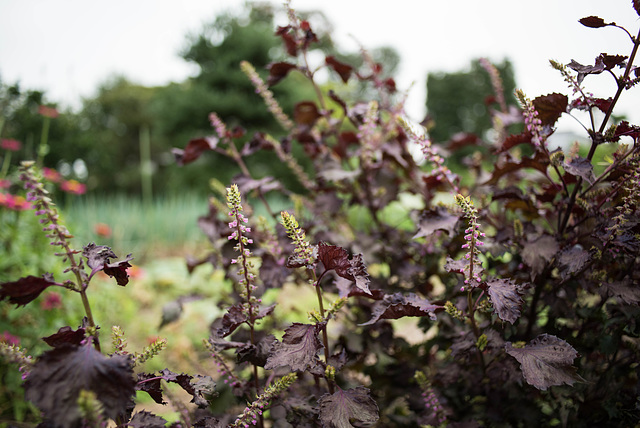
xmin=0 ymin=331 xmax=20 ymax=346
xmin=2 ymin=194 xmax=32 ymax=211
xmin=40 ymin=291 xmax=63 ymax=310
xmin=42 ymin=167 xmax=62 ymax=183
xmin=0 ymin=179 xmax=10 ymax=189
xmin=38 ymin=105 xmax=59 ymax=118
xmin=1 ymin=139 xmax=21 ymax=151
xmin=61 ymin=179 xmax=86 ymax=195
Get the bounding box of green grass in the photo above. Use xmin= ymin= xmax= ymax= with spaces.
xmin=62 ymin=192 xmax=210 ymax=262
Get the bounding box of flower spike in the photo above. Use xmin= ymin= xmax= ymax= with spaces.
xmin=455 ymin=194 xmax=485 ymax=290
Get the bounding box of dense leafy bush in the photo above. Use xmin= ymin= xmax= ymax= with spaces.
xmin=2 ymin=1 xmax=640 ymax=427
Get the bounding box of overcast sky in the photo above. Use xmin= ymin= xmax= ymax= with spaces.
xmin=0 ymin=0 xmax=638 ymax=130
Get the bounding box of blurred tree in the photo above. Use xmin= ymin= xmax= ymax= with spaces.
xmin=3 ymin=3 xmax=404 ymax=196
xmin=149 ymin=2 xmax=329 ymax=193
xmin=77 ymin=76 xmax=158 ymax=193
xmin=426 ymin=58 xmax=517 ymax=143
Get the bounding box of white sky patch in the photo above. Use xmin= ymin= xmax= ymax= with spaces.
xmin=0 ymin=0 xmax=637 ymax=131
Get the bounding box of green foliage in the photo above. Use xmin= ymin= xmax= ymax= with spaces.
xmin=63 ymin=193 xmax=209 ymax=262
xmin=426 ymin=58 xmax=517 ymax=142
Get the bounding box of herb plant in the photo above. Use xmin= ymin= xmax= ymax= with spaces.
xmin=2 ymin=1 xmax=640 ymax=427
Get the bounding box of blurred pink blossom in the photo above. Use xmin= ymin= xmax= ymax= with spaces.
xmin=38 ymin=105 xmax=59 ymax=118
xmin=61 ymin=179 xmax=86 ymax=195
xmin=41 ymin=291 xmax=63 ymax=310
xmin=0 ymin=179 xmax=11 ymax=189
xmin=0 ymin=331 xmax=20 ymax=346
xmin=1 ymin=139 xmax=21 ymax=151
xmin=0 ymin=193 xmax=32 ymax=211
xmin=42 ymin=167 xmax=62 ymax=183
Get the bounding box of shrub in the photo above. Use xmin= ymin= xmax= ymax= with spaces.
xmin=2 ymin=2 xmax=640 ymax=427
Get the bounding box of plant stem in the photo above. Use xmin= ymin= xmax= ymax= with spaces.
xmin=79 ymin=289 xmax=101 ymax=352
xmin=139 ymin=125 xmax=153 ymax=208
xmin=599 ymin=25 xmax=640 ymax=135
xmin=313 ymin=270 xmax=335 ymax=394
xmin=0 ymin=151 xmax=12 ymax=180
xmin=467 ymin=290 xmax=486 ymax=374
xmin=36 ymin=116 xmax=50 ymax=168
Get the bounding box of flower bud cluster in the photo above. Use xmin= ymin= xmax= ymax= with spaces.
xmin=111 ymin=325 xmax=128 ymax=354
xmin=232 ymin=373 xmax=297 ymax=427
xmin=455 ymin=195 xmax=485 ymax=290
xmin=77 ymin=389 xmax=105 ymax=426
xmin=398 ymin=117 xmax=459 ymax=193
xmin=549 ymin=60 xmax=589 ymax=97
xmin=414 ymin=371 xmax=447 ymax=425
xmin=515 ymin=89 xmax=545 ymax=150
xmin=240 ymin=61 xmax=294 ymax=131
xmin=280 ymin=211 xmax=315 ymax=267
xmin=444 ymin=301 xmax=465 ymax=321
xmin=209 ymin=112 xmax=228 ymax=141
xmin=607 ymin=157 xmax=640 ymax=241
xmin=203 ymin=339 xmax=242 ymax=389
xmin=133 ymin=337 xmax=167 ymax=366
xmin=0 ymin=342 xmax=34 ymax=380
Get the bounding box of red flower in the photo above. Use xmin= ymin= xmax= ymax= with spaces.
xmin=43 ymin=167 xmax=62 ymax=183
xmin=0 ymin=179 xmax=10 ymax=190
xmin=61 ymin=179 xmax=86 ymax=195
xmin=38 ymin=105 xmax=59 ymax=118
xmin=40 ymin=291 xmax=63 ymax=310
xmin=1 ymin=139 xmax=21 ymax=151
xmin=0 ymin=331 xmax=20 ymax=346
xmin=94 ymin=222 xmax=112 ymax=238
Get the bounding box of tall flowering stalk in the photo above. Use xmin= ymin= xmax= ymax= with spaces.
xmin=227 ymin=185 xmax=260 ymax=331
xmin=210 ymin=113 xmax=251 ymax=178
xmin=515 ymin=89 xmax=546 ymax=151
xmin=280 ymin=211 xmax=315 ymax=267
xmin=549 ymin=60 xmax=591 ymax=100
xmin=358 ymin=101 xmax=381 ymax=169
xmin=479 ymin=58 xmax=507 ymax=113
xmin=398 ymin=117 xmax=460 ymax=193
xmin=606 ymin=156 xmax=640 ymax=244
xmin=479 ymin=58 xmax=508 ymax=143
xmin=280 ymin=211 xmax=335 ymax=393
xmin=226 ymin=184 xmax=263 ymax=405
xmin=240 ymin=61 xmax=295 ymax=132
xmin=232 ymin=373 xmax=297 ymax=428
xmin=455 ymin=194 xmax=485 ymax=291
xmin=414 ymin=371 xmax=447 ymax=426
xmin=20 ymin=161 xmax=101 ymax=351
xmin=454 ymin=194 xmax=487 ymax=373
